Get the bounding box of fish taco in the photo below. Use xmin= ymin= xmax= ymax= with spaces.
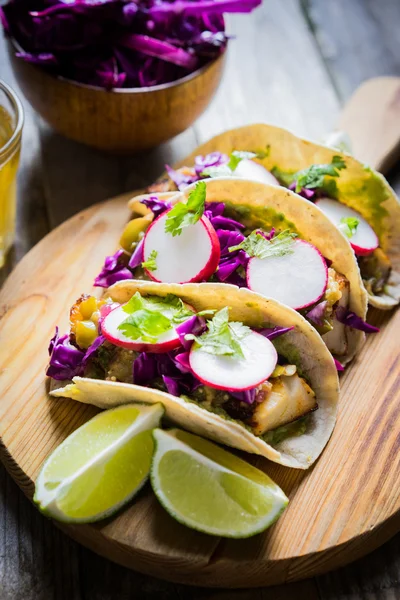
xmin=49 ymin=281 xmax=339 ymax=470
xmin=144 ymin=123 xmax=400 ymax=310
xmin=98 ymin=177 xmax=374 ymax=366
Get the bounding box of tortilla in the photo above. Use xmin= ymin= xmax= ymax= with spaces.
xmin=139 ymin=123 xmax=400 ymax=309
xmin=130 ymin=177 xmax=368 ymax=365
xmin=51 ymin=280 xmax=339 ymax=470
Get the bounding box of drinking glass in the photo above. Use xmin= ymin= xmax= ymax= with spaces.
xmin=0 ymin=79 xmax=24 ymax=268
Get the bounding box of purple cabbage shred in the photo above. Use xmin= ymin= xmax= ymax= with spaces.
xmin=176 ymin=315 xmax=206 ymax=350
xmin=258 ymin=326 xmax=295 ymax=340
xmin=132 ymin=349 xmax=201 ymax=396
xmin=228 ymin=388 xmax=256 ymax=405
xmin=47 ymin=327 xmax=84 ymax=380
xmin=335 ymin=307 xmax=380 ymax=333
xmin=47 ymin=328 xmax=106 ymax=381
xmin=1 ymin=0 xmax=261 ymax=89
xmin=334 ymin=358 xmax=344 ymax=372
xmin=165 ymin=165 xmax=198 ymax=190
xmin=128 ymin=239 xmax=145 ymax=269
xmin=306 ymin=301 xmax=328 ymax=327
xmin=140 ymin=195 xmax=172 ymax=217
xmin=94 ymin=249 xmax=133 ymax=288
xmin=194 ymin=152 xmax=228 ymax=175
xmin=289 ymin=182 xmax=316 ymax=200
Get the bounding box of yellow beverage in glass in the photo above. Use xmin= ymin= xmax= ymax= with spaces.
xmin=0 ymin=81 xmax=23 ymax=268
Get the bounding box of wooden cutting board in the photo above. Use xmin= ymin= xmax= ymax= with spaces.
xmin=0 ymin=77 xmax=400 ymax=589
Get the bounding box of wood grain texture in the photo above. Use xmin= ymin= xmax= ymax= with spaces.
xmin=305 ymin=0 xmax=400 ymax=103
xmin=1 ymin=0 xmax=400 ymax=597
xmin=6 ymin=43 xmax=225 ymax=154
xmin=0 ymin=189 xmax=399 ymax=588
xmin=338 ymin=77 xmax=400 ymax=173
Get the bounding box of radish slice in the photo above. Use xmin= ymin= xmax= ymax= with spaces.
xmin=247 ymin=239 xmax=328 ymax=310
xmin=189 ymin=331 xmax=277 ymax=391
xmin=102 ymin=303 xmax=191 ymax=353
xmin=315 ymin=197 xmax=379 ymax=256
xmin=234 ymin=159 xmax=280 ymax=186
xmin=143 ymin=211 xmax=220 ymax=283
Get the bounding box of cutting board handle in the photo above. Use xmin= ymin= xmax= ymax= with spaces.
xmin=337 ymin=76 xmax=400 ymax=174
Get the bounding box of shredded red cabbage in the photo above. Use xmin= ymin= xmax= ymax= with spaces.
xmin=47 ymin=327 xmax=105 ymax=380
xmin=228 ymin=388 xmax=256 ymax=405
xmin=47 ymin=327 xmax=85 ymax=380
xmin=82 ymin=334 xmax=106 ymax=364
xmin=164 ymin=153 xmax=228 ymax=190
xmin=289 ymin=182 xmax=316 ymax=200
xmin=94 ymin=249 xmax=133 ymax=288
xmin=258 ymin=326 xmax=295 ymax=340
xmin=133 ymin=349 xmax=201 ymax=396
xmin=215 ymin=229 xmax=247 ymax=283
xmin=194 ymin=152 xmax=228 ymax=175
xmin=334 ymin=358 xmax=344 ymax=372
xmin=306 ymin=301 xmax=328 ymax=327
xmin=256 ymin=227 xmax=275 ymax=240
xmin=176 ymin=315 xmax=206 ymax=350
xmin=2 ymin=0 xmax=261 ymax=89
xmin=335 ymin=307 xmax=380 ymax=333
xmin=174 ymin=351 xmax=192 ymax=372
xmin=204 ymin=201 xmax=225 ymax=217
xmin=208 ymin=215 xmax=245 ymax=230
xmin=128 ymin=239 xmax=145 ymax=269
xmin=162 ymin=375 xmax=180 ymax=396
xmin=140 ymin=195 xmax=172 ymax=217
xmin=165 ymin=165 xmax=198 ymax=190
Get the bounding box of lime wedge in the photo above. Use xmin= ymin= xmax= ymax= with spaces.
xmin=34 ymin=403 xmax=164 ymax=523
xmin=150 ymin=428 xmax=288 ymax=538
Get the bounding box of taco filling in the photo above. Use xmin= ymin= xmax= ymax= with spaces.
xmin=94 ymin=180 xmax=377 ymax=363
xmin=48 ymin=292 xmax=317 ymax=442
xmin=144 ymin=145 xmax=398 ymax=307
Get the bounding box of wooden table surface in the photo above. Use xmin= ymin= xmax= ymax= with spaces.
xmin=1 ymin=0 xmax=400 ymax=598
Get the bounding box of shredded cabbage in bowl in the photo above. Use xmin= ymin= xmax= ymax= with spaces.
xmin=1 ymin=0 xmax=261 ymax=89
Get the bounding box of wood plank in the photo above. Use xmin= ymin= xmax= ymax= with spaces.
xmin=194 ymin=0 xmax=339 ymax=144
xmin=305 ymin=0 xmax=400 ymax=103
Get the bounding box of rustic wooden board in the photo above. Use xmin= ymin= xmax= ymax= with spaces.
xmin=0 ymin=179 xmax=399 ymax=587
xmin=2 ymin=0 xmax=400 ymax=594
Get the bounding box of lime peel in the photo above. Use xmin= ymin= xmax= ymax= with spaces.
xmin=150 ymin=428 xmax=288 ymax=538
xmin=34 ymin=403 xmax=164 ymax=523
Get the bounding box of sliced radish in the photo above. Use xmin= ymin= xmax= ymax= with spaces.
xmin=102 ymin=302 xmax=192 ymax=353
xmin=143 ymin=211 xmax=220 ymax=283
xmin=315 ymin=197 xmax=379 ymax=256
xmin=247 ymin=239 xmax=328 ymax=310
xmin=234 ymin=159 xmax=280 ymax=186
xmin=189 ymin=331 xmax=277 ymax=391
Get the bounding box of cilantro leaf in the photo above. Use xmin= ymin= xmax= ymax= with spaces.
xmin=201 ymin=150 xmax=264 ymax=178
xmin=118 ymin=292 xmax=195 ymax=342
xmin=227 ymin=150 xmax=257 ymax=171
xmin=185 ymin=307 xmax=252 ymax=359
xmin=142 ymin=250 xmax=158 ymax=272
xmin=294 ymin=156 xmax=346 ymax=193
xmin=165 ymin=181 xmax=206 ymax=236
xmin=118 ymin=310 xmax=172 ymax=343
xmin=339 ymin=216 xmax=359 ymax=239
xmin=229 ymin=229 xmax=296 ymax=259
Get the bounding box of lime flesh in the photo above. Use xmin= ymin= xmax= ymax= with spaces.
xmin=150 ymin=429 xmax=288 ymax=538
xmin=34 ymin=403 xmax=164 ymax=523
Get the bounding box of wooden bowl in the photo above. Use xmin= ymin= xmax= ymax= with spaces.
xmin=6 ymin=43 xmax=226 ymax=153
